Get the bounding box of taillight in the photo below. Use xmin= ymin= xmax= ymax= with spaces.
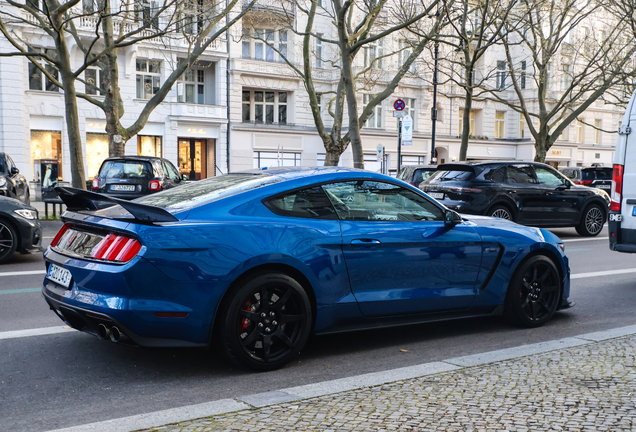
xmin=449 ymin=187 xmax=483 ymax=193
xmin=575 ymin=180 xmax=593 ymax=186
xmin=90 ymin=234 xmax=141 ymax=262
xmin=149 ymin=179 xmax=162 ymax=191
xmin=611 ymin=164 xmax=624 ymax=212
xmin=51 ymin=223 xmax=70 ymax=247
xmin=92 ymin=178 xmax=99 ymax=190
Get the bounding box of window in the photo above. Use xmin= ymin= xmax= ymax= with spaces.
xmin=594 ymin=119 xmax=601 ymax=144
xmin=363 ymin=94 xmax=382 ymax=128
xmin=86 ymin=133 xmax=109 ymax=178
xmin=26 ymin=0 xmax=48 ymax=12
xmin=179 ymin=0 xmax=204 ymax=34
xmin=265 ymin=30 xmax=275 ymax=61
xmin=401 ymin=155 xmax=427 ymax=165
xmin=85 ymin=69 xmax=106 ymax=95
xmin=506 ymin=165 xmax=537 ymax=184
xmin=496 ymin=61 xmax=506 ymax=90
xmin=254 ymin=29 xmax=264 ymax=60
xmin=546 ymin=63 xmax=553 ymax=90
xmin=316 ymin=94 xmax=322 ymax=115
xmin=137 ymin=135 xmax=162 ymax=157
xmin=405 ymin=98 xmax=416 ymax=128
xmin=595 ymin=153 xmax=601 ymax=159
xmin=279 ymin=30 xmax=288 ymax=59
xmin=242 ymin=91 xmax=290 ymax=124
xmin=495 ymin=111 xmax=505 ymax=138
xmin=265 ymin=187 xmax=337 ymax=220
xmin=178 ymin=68 xmax=205 ymax=104
xmin=316 ymin=35 xmax=322 ymax=68
xmin=82 ymin=0 xmax=95 ymax=14
xmin=399 ymin=40 xmax=416 ymax=73
xmin=244 ymin=29 xmax=287 ymax=62
xmin=458 ymin=109 xmax=475 ymax=135
xmin=242 ymin=29 xmax=251 ymax=58
xmin=576 ymin=120 xmax=584 ymax=143
xmin=534 ymin=166 xmax=564 ymax=186
xmin=364 ymin=38 xmax=384 ymax=69
xmin=253 ymin=151 xmax=300 ymax=168
xmin=136 ymin=59 xmax=161 ymax=99
xmin=520 ymin=61 xmax=526 ymax=89
xmin=162 ymin=160 xmax=181 ymax=181
xmin=322 ymin=181 xmax=444 ymax=222
xmin=520 ymin=117 xmax=525 ymax=138
xmin=31 ymin=130 xmax=63 ymax=180
xmin=560 ymin=65 xmax=571 ymax=91
xmin=484 ymin=166 xmax=506 ymax=183
xmin=135 ymin=0 xmax=159 ymax=29
xmin=28 ymin=48 xmax=59 ymax=92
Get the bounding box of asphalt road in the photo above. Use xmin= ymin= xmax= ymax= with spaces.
xmin=1 ymin=222 xmax=634 ymax=432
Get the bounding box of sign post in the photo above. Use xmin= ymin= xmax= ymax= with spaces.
xmin=394 ymin=99 xmax=405 ymax=173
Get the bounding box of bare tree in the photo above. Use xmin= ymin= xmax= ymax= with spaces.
xmin=250 ymin=0 xmax=446 ymax=168
xmin=0 ymin=0 xmax=253 ymax=187
xmin=482 ymin=0 xmax=636 ymax=162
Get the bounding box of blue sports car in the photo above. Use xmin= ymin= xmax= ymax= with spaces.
xmin=42 ymin=167 xmax=572 ymax=371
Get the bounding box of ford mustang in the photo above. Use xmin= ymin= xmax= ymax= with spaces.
xmin=42 ymin=167 xmax=572 ymax=371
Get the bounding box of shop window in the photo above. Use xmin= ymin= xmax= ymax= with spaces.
xmin=136 ymin=59 xmax=161 ymax=99
xmin=253 ymin=151 xmax=300 ymax=168
xmin=138 ymin=135 xmax=162 ymax=157
xmin=31 ymin=130 xmax=62 ymax=180
xmin=28 ymin=48 xmax=59 ymax=92
xmin=178 ymin=68 xmax=205 ymax=104
xmin=242 ymin=89 xmax=288 ymax=124
xmin=86 ymin=133 xmax=109 ymax=178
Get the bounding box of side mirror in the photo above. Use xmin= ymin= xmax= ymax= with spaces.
xmin=444 ymin=209 xmax=462 ymax=226
xmin=182 ymin=174 xmax=189 ymax=181
xmin=10 ymin=167 xmax=19 ymax=175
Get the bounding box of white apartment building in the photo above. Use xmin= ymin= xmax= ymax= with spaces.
xmin=0 ymin=0 xmax=624 ymax=189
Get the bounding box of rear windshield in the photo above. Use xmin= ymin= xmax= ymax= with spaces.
xmin=414 ymin=169 xmax=434 ymax=183
xmin=100 ymin=160 xmax=153 ymax=179
xmin=581 ymin=168 xmax=612 ymax=180
xmin=135 ymin=173 xmax=282 ymax=209
xmin=426 ymin=169 xmax=475 ymax=183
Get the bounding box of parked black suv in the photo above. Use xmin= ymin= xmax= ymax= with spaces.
xmin=91 ymin=156 xmax=184 ymax=200
xmin=559 ymin=166 xmax=612 ymax=191
xmin=0 ymin=153 xmax=30 ymax=205
xmin=420 ymin=161 xmax=610 ymax=236
xmin=396 ymin=165 xmax=437 ymax=188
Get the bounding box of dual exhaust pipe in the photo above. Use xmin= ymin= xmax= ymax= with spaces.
xmin=97 ymin=323 xmax=128 ymax=343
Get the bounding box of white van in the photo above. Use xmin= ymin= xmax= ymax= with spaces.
xmin=610 ymin=91 xmax=636 ymax=252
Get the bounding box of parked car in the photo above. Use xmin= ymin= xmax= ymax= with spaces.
xmin=396 ymin=165 xmax=437 ymax=187
xmin=0 ymin=153 xmax=30 ymax=205
xmin=420 ymin=161 xmax=610 ymax=236
xmin=91 ymin=156 xmax=184 ymax=200
xmin=44 ymin=167 xmax=571 ymax=371
xmin=609 ymin=91 xmax=636 ymax=252
xmin=559 ymin=166 xmax=612 ymax=191
xmin=0 ymin=196 xmax=42 ymax=264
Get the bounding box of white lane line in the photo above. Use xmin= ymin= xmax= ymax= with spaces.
xmin=0 ymin=270 xmax=47 ymax=277
xmin=562 ymin=236 xmax=608 ymax=243
xmin=571 ymin=267 xmax=636 ymax=279
xmin=0 ymin=326 xmax=74 ymax=341
xmin=46 ymin=324 xmax=636 ymax=432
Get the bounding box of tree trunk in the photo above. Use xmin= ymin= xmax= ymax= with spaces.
xmin=324 ymin=149 xmax=341 ymax=166
xmin=534 ymin=129 xmax=548 ymax=162
xmin=459 ymin=85 xmax=474 ymax=161
xmin=341 ymin=53 xmax=364 ymax=169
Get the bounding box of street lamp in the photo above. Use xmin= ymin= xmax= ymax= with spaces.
xmin=430 ymin=37 xmax=439 ymax=165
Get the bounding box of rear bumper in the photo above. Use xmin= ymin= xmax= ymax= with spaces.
xmin=608 ymin=213 xmax=636 ymax=253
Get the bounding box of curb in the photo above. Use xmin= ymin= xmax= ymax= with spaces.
xmin=46 ymin=323 xmax=636 ymax=432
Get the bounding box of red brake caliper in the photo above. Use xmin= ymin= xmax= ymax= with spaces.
xmin=240 ymin=301 xmax=251 ymax=333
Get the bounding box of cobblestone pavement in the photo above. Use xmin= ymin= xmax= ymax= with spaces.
xmin=142 ymin=335 xmax=636 ymax=432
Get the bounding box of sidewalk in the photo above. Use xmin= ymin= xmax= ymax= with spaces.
xmin=51 ymin=326 xmax=636 ymax=432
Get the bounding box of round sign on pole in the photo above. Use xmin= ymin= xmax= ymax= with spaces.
xmin=394 ymin=99 xmax=405 ymax=111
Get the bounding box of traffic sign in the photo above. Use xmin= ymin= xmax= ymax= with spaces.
xmin=401 ymin=115 xmax=413 ymax=141
xmin=376 ymin=144 xmax=384 ymax=162
xmin=393 ymin=111 xmax=405 ymax=118
xmin=394 ymin=99 xmax=405 ymax=111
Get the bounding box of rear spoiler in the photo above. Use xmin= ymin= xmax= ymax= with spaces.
xmin=55 ymin=187 xmax=178 ymax=223
xmin=436 ymin=163 xmax=476 ymax=172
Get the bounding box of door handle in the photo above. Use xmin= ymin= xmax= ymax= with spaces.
xmin=351 ymin=239 xmax=381 ymax=245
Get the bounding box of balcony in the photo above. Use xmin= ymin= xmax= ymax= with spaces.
xmin=171 ymin=103 xmax=226 ymax=120
xmin=243 ymin=0 xmax=295 ymax=18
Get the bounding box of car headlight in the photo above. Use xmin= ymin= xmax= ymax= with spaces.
xmin=14 ymin=209 xmax=37 ymax=220
xmin=0 ymin=177 xmax=6 ymax=187
xmin=558 ymin=243 xmax=565 ymax=253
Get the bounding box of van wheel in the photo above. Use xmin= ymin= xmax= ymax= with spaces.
xmin=219 ymin=272 xmax=312 ymax=371
xmin=575 ymin=204 xmax=605 ymax=236
xmin=488 ymin=205 xmax=514 ymax=222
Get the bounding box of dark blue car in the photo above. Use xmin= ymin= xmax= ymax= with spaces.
xmin=42 ymin=167 xmax=571 ymax=371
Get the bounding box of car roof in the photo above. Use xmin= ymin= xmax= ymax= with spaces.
xmin=240 ymin=166 xmax=370 ymax=180
xmin=102 ymin=155 xmax=163 ymax=162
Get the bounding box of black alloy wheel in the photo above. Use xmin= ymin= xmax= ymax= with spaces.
xmin=0 ymin=220 xmax=17 ymax=264
xmin=220 ymin=272 xmax=312 ymax=371
xmin=489 ymin=205 xmax=514 ymax=221
xmin=504 ymin=255 xmax=560 ymax=328
xmin=575 ymin=204 xmax=605 ymax=237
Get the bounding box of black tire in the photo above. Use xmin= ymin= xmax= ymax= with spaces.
xmin=575 ymin=204 xmax=605 ymax=237
xmin=219 ymin=272 xmax=312 ymax=371
xmin=504 ymin=255 xmax=561 ymax=328
xmin=488 ymin=204 xmax=514 ymax=222
xmin=0 ymin=220 xmax=18 ymax=264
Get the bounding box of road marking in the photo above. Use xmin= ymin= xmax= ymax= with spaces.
xmin=0 ymin=326 xmax=74 ymax=341
xmin=571 ymin=267 xmax=636 ymax=279
xmin=562 ymin=236 xmax=608 ymax=243
xmin=0 ymin=288 xmax=40 ymax=295
xmin=0 ymin=270 xmax=46 ymax=277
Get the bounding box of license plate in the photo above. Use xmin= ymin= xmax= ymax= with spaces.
xmin=596 ymin=185 xmax=610 ymax=190
xmin=429 ymin=192 xmax=445 ymax=200
xmin=46 ymin=264 xmax=72 ymax=288
xmin=111 ymin=184 xmax=136 ymax=191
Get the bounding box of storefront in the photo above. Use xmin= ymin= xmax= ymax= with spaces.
xmin=545 ymin=146 xmax=574 ymax=168
xmin=177 ymin=124 xmax=218 ymax=179
xmin=138 ymin=135 xmax=162 ymax=157
xmin=85 ymin=121 xmax=109 ymax=178
xmin=30 ymin=116 xmax=63 ymax=181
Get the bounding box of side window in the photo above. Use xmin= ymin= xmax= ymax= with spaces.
xmin=163 ymin=161 xmax=180 ymax=181
xmin=322 ymin=181 xmax=445 ymax=222
xmin=506 ymin=165 xmax=537 ymax=184
xmin=0 ymin=156 xmax=6 ymax=173
xmin=484 ymin=166 xmax=506 ymax=183
xmin=534 ymin=166 xmax=565 ymax=186
xmin=264 ymin=186 xmax=338 ymax=219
